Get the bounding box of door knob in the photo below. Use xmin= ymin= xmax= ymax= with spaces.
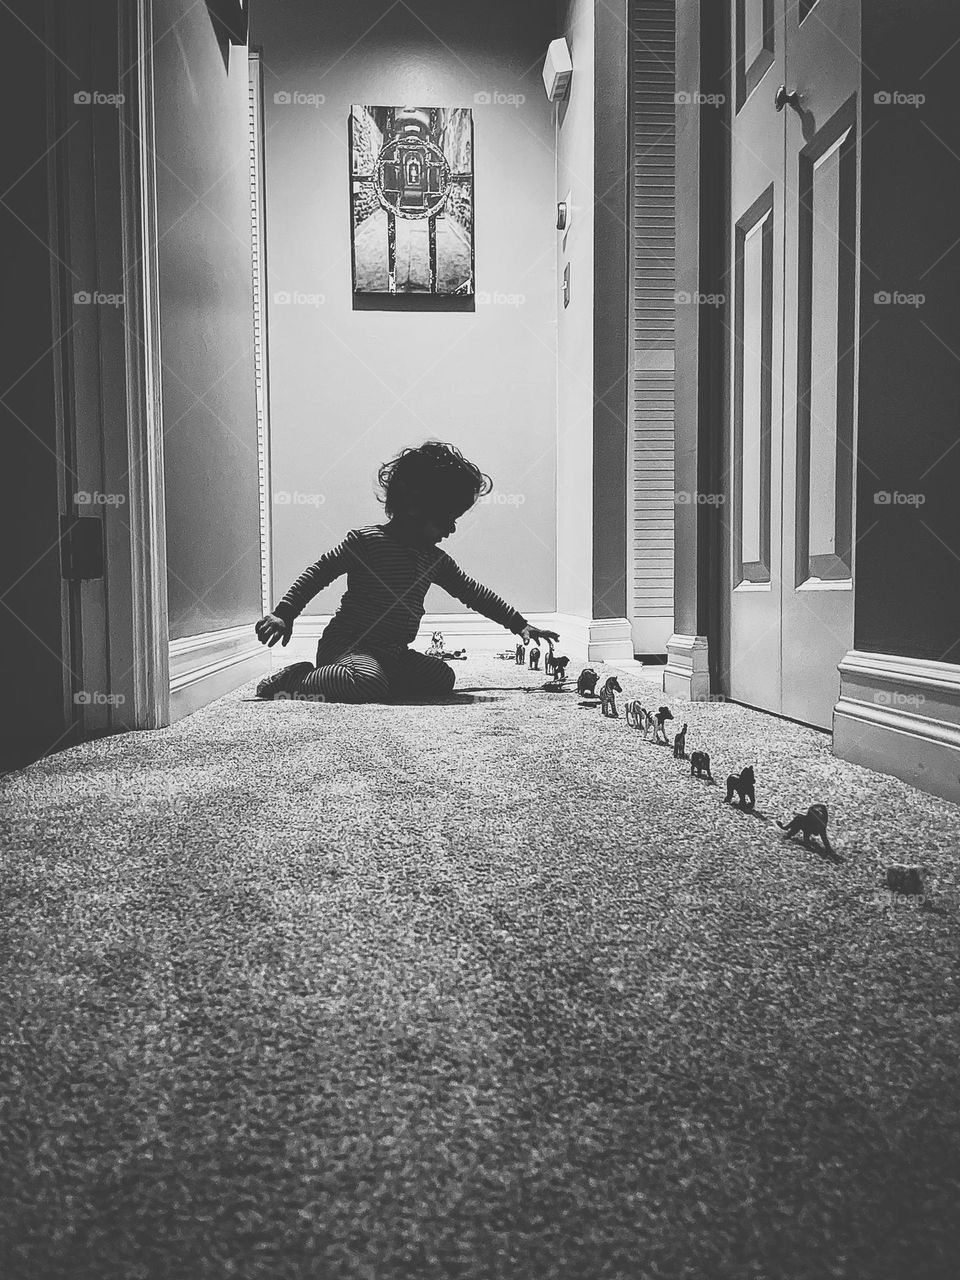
xmin=774 ymin=84 xmax=802 ymax=114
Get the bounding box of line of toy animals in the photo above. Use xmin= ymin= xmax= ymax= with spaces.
xmin=502 ymin=638 xmax=838 ymax=862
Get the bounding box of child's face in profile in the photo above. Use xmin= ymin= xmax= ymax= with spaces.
xmin=401 ymin=502 xmax=470 ymax=547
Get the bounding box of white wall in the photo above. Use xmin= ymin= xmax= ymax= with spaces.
xmin=555 ymin=0 xmax=595 ymax=621
xmin=252 ymin=0 xmax=558 ymax=622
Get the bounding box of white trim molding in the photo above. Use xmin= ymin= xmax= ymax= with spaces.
xmin=277 ymin=612 xmax=636 ymax=665
xmin=119 ymin=0 xmax=170 ymax=729
xmin=170 ymin=625 xmax=270 ymax=722
xmin=663 ymin=634 xmax=711 ymax=701
xmin=834 ymin=649 xmax=960 ymax=805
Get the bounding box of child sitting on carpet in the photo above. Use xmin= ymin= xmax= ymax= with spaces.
xmin=255 ymin=441 xmax=559 ymax=704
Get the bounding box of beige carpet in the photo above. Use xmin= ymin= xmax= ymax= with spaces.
xmin=2 ymin=655 xmax=959 ymax=1279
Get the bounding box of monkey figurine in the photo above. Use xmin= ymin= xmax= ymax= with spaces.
xmin=515 ymin=641 xmax=526 ymax=665
xmin=624 ymin=699 xmax=645 ymax=729
xmin=529 ymin=644 xmax=541 ymax=671
xmin=673 ymin=723 xmax=688 ymax=759
xmin=777 ymin=804 xmax=836 ymax=858
xmin=653 ymin=706 xmax=674 ymax=745
xmin=599 ymin=676 xmax=622 ymax=718
xmin=552 ymin=656 xmax=569 ymax=682
xmin=724 ymin=766 xmax=756 ymax=811
xmin=690 ymin=750 xmax=712 ymax=780
xmin=577 ymin=668 xmax=600 ymax=698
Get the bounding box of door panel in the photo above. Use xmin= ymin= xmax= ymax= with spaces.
xmin=725 ymin=0 xmax=784 ymax=715
xmin=781 ymin=0 xmax=860 ymax=725
xmin=725 ymin=0 xmax=859 ymax=728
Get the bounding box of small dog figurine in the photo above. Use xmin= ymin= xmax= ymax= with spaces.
xmin=653 ymin=706 xmax=674 ymax=745
xmin=529 ymin=644 xmax=541 ymax=671
xmin=690 ymin=750 xmax=712 ymax=780
xmin=577 ymin=668 xmax=600 ymax=698
xmin=778 ymin=804 xmax=836 ymax=858
xmin=515 ymin=641 xmax=526 ymax=665
xmin=724 ymin=766 xmax=756 ymax=811
xmin=599 ymin=676 xmax=622 ymax=718
xmin=673 ymin=723 xmax=688 ymax=759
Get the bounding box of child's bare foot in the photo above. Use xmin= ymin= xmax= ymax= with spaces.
xmin=256 ymin=662 xmax=312 ymax=699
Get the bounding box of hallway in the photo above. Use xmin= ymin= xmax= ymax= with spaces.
xmin=3 ymin=658 xmax=958 ymax=1279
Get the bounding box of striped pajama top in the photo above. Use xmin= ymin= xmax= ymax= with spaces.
xmin=272 ymin=524 xmax=530 ymax=658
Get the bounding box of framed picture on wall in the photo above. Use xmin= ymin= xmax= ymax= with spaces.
xmin=349 ymin=105 xmax=475 ymax=296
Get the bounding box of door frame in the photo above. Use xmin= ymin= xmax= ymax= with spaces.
xmin=118 ymin=0 xmax=170 ymax=728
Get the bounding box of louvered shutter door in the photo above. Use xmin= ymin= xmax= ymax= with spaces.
xmin=628 ymin=0 xmax=676 ymax=653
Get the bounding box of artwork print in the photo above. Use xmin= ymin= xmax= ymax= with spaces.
xmin=350 ymin=106 xmax=475 ymax=295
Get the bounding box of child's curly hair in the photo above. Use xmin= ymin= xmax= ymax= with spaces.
xmin=377 ymin=441 xmax=493 ymax=520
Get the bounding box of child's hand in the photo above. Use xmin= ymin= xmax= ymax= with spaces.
xmin=522 ymin=625 xmax=560 ymax=648
xmin=256 ymin=613 xmax=292 ymax=647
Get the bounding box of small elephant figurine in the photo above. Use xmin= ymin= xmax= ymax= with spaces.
xmin=577 ymin=668 xmax=600 ymax=698
xmin=724 ymin=766 xmax=756 ymax=812
xmin=600 ymin=676 xmax=622 ymax=718
xmin=515 ymin=641 xmax=526 ymax=665
xmin=529 ymin=644 xmax=541 ymax=671
xmin=690 ymin=750 xmax=712 ymax=780
xmin=673 ymin=723 xmax=688 ymax=759
xmin=653 ymin=706 xmax=674 ymax=745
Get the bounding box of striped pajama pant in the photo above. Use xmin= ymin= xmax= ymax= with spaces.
xmin=270 ymin=640 xmax=456 ymax=704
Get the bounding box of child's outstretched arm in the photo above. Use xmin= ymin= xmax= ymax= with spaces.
xmin=430 ymin=551 xmax=560 ymax=647
xmin=255 ymin=532 xmax=357 ymax=647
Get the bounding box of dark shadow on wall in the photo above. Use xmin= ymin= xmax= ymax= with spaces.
xmin=205 ymin=0 xmax=248 ymax=70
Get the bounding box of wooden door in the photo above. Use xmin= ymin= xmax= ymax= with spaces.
xmin=725 ymin=0 xmax=859 ymax=728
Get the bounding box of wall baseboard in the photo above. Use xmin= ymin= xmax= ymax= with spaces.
xmin=662 ymin=634 xmax=711 ymax=701
xmin=169 ymin=624 xmax=270 ymax=722
xmin=834 ymin=649 xmax=960 ymax=805
xmin=278 ymin=612 xmax=636 ymax=665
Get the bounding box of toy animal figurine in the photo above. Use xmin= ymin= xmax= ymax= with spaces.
xmin=552 ymin=656 xmax=569 ymax=682
xmin=529 ymin=644 xmax=541 ymax=671
xmin=690 ymin=750 xmax=712 ymax=780
xmin=653 ymin=706 xmax=674 ymax=745
xmin=723 ymin=766 xmax=756 ymax=812
xmin=624 ymin=699 xmax=645 ymax=728
xmin=599 ymin=676 xmax=622 ymax=718
xmin=777 ymin=804 xmax=836 ymax=858
xmin=543 ymin=648 xmax=555 ymax=677
xmin=673 ymin=723 xmax=688 ymax=759
xmin=886 ymin=864 xmax=926 ymax=896
xmin=577 ymin=668 xmax=600 ymax=698
xmin=515 ymin=641 xmax=526 ymax=665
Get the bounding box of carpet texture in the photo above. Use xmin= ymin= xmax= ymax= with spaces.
xmin=2 ymin=656 xmax=959 ymax=1280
